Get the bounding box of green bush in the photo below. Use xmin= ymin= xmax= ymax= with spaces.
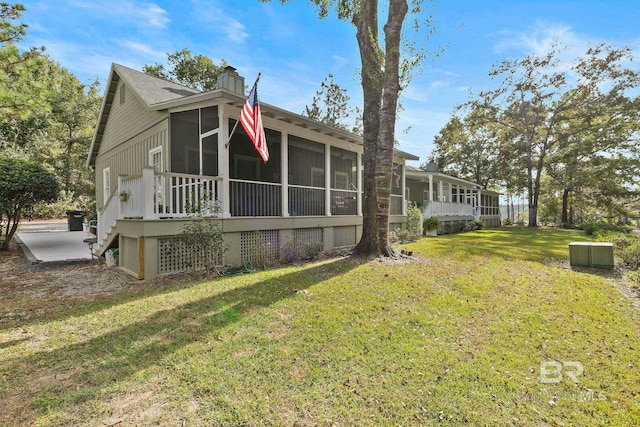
xmin=423 ymin=216 xmax=440 ymax=232
xmin=463 ymin=219 xmax=485 ymax=232
xmin=406 ymin=204 xmax=423 ymax=237
xmin=619 ymin=240 xmax=640 ymax=270
xmin=583 ymin=222 xmax=631 ymax=236
xmin=595 ymin=231 xmax=640 ymax=271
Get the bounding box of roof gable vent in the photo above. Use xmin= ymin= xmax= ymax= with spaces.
xmin=217 ymin=66 xmax=245 ymax=95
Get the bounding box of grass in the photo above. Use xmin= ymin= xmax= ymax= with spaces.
xmin=1 ymin=227 xmax=640 ymax=425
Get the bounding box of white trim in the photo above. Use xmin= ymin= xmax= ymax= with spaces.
xmin=102 ymin=167 xmax=111 ymax=203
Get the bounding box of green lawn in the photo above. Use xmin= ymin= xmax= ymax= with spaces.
xmin=1 ymin=228 xmax=639 ymax=425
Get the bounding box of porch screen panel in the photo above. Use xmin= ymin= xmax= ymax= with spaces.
xmin=288 ymin=136 xmax=325 ymax=216
xmin=201 ymin=106 xmax=219 ymax=134
xmin=170 ymin=110 xmax=199 ymax=174
xmin=331 ymin=147 xmax=357 ymax=215
xmin=229 ymin=120 xmax=281 ymax=216
xmin=201 ymin=134 xmax=218 ymax=176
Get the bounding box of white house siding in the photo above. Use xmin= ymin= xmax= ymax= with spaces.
xmin=100 ymin=79 xmax=166 ymax=154
xmin=95 ymin=121 xmax=168 ymax=208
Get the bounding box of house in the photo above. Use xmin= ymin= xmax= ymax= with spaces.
xmin=87 ymin=64 xmax=419 ymax=279
xmin=405 ymin=163 xmax=502 ymax=232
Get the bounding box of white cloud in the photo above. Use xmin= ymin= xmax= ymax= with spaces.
xmin=70 ymin=1 xmax=170 ymax=29
xmin=190 ymin=0 xmax=248 ymax=43
xmin=117 ymin=40 xmax=166 ymax=61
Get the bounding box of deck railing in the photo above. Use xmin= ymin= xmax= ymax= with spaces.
xmin=97 ymin=193 xmax=119 ymax=246
xmin=230 ymin=179 xmax=282 ymax=217
xmin=423 ymin=200 xmax=474 ymax=217
xmin=159 ymin=173 xmax=220 ymax=217
xmin=331 ymin=189 xmax=358 ymax=215
xmin=289 ymin=185 xmax=325 ymax=216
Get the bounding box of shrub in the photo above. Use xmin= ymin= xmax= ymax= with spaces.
xmin=463 ymin=219 xmax=485 ymax=232
xmin=583 ymin=222 xmax=631 ymax=236
xmin=389 ymin=228 xmax=411 ymax=243
xmin=502 ymin=218 xmax=513 ymax=226
xmin=619 ymin=240 xmax=640 ymax=270
xmin=406 ymin=204 xmax=423 ymax=237
xmin=423 ymin=216 xmax=440 ymax=232
xmin=281 ymin=239 xmax=324 ymax=263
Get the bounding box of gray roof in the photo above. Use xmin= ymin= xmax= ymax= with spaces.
xmin=88 ymin=63 xmax=421 ymax=167
xmin=112 ymin=64 xmax=200 ymax=106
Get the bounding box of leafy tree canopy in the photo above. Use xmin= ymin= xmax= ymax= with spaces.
xmin=304 ymin=73 xmax=362 ymax=134
xmin=143 ymin=48 xmax=228 ymax=92
xmin=0 ymin=156 xmax=59 ymax=249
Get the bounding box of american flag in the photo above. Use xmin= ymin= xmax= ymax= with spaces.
xmin=239 ymin=78 xmax=269 ymax=162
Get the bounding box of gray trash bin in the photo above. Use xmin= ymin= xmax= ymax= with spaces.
xmin=66 ymin=210 xmax=85 ymax=231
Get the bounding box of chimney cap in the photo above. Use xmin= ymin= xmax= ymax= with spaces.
xmin=224 ymin=65 xmax=237 ymax=73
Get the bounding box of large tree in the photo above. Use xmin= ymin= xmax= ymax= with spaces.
xmin=464 ymin=43 xmax=639 ymax=227
xmin=0 ymin=3 xmax=46 ymax=119
xmin=270 ymin=0 xmax=434 ymax=256
xmin=143 ymin=49 xmax=228 ymax=91
xmin=429 ymin=114 xmax=500 ymax=189
xmin=304 ymin=73 xmax=362 ymax=134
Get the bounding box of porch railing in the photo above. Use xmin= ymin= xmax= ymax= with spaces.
xmin=98 ymin=169 xmax=222 ymax=247
xmin=289 ymin=185 xmax=325 ymax=216
xmin=331 ymin=189 xmax=358 ymax=215
xmin=423 ymin=201 xmax=474 ymax=217
xmin=97 ymin=192 xmax=119 ymax=246
xmin=230 ymin=179 xmax=282 ymax=217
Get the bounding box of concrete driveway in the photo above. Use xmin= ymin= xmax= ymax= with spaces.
xmin=13 ymin=220 xmax=96 ymax=264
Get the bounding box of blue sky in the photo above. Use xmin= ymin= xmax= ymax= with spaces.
xmin=18 ymin=0 xmax=640 ymax=166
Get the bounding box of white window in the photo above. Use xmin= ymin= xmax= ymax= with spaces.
xmin=334 ymin=171 xmax=349 ymax=190
xmin=149 ymin=146 xmax=163 ymax=171
xmin=103 ymin=167 xmax=111 ymax=202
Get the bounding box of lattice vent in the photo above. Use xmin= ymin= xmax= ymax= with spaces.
xmin=158 ymin=237 xmax=223 ymax=275
xmin=333 ymin=226 xmax=356 ymax=247
xmin=240 ymin=230 xmax=280 ymax=265
xmin=291 ymin=228 xmax=324 ymax=258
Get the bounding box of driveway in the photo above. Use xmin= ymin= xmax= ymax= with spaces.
xmin=14 ymin=220 xmax=96 ymax=264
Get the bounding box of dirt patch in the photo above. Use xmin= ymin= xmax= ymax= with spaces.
xmin=0 ymin=241 xmax=144 ymax=326
xmin=0 ymin=241 xmax=138 ymax=299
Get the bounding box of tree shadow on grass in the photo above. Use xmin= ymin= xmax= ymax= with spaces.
xmin=417 ymin=227 xmax=589 ymax=264
xmin=0 ymin=256 xmax=362 ymax=425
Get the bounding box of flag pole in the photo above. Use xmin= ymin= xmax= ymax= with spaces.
xmin=225 ymin=73 xmax=261 ymax=148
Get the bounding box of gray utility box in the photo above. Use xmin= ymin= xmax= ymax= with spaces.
xmin=569 ymin=242 xmax=614 ymax=270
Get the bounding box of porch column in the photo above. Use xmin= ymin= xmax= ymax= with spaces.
xmin=281 ymin=132 xmax=289 ymax=217
xmin=476 ymin=190 xmax=482 ymax=219
xmin=325 ymin=144 xmax=331 ymax=216
xmin=439 ymin=181 xmax=444 ymax=202
xmin=218 ymin=105 xmax=231 ymax=218
xmin=357 ymin=152 xmax=362 ymax=216
xmin=142 ymin=167 xmax=155 ymax=219
xmin=428 ymin=174 xmax=433 ymax=202
xmin=401 ymin=164 xmax=407 ymax=216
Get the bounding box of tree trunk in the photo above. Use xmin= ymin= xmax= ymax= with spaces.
xmin=352 ymin=0 xmax=408 ymax=257
xmin=561 ymin=188 xmax=570 ymax=225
